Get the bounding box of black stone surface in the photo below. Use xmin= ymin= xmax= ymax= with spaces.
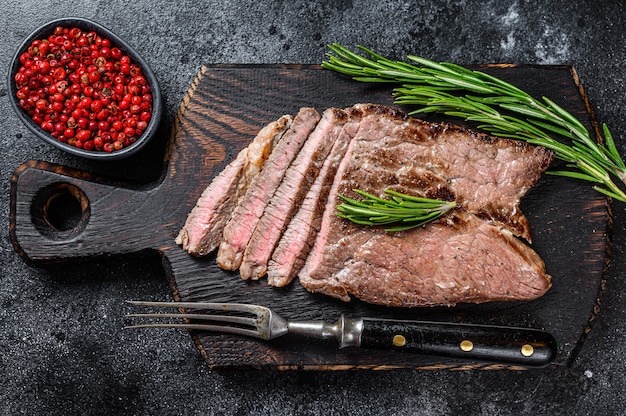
xmin=1 ymin=1 xmax=625 ymax=414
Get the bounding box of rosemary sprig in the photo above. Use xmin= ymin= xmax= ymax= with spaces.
xmin=322 ymin=43 xmax=626 ymax=202
xmin=336 ymin=189 xmax=456 ymax=232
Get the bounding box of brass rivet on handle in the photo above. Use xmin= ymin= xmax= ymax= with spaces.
xmin=460 ymin=340 xmax=474 ymax=352
xmin=521 ymin=344 xmax=534 ymax=357
xmin=392 ymin=335 xmax=406 ymax=347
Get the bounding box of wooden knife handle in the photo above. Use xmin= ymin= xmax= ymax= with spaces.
xmin=359 ymin=318 xmax=557 ymax=367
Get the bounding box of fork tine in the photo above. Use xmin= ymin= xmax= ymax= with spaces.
xmin=124 ymin=322 xmax=263 ymax=338
xmin=124 ymin=301 xmax=268 ymax=339
xmin=126 ymin=312 xmax=256 ymax=327
xmin=126 ymin=300 xmax=265 ymax=315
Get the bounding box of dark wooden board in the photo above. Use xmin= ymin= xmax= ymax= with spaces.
xmin=10 ymin=64 xmax=610 ymax=370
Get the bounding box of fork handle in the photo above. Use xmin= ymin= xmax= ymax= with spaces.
xmin=357 ymin=319 xmax=557 ymax=367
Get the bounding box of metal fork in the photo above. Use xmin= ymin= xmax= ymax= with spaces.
xmin=125 ymin=300 xmax=557 ymax=366
xmin=125 ymin=300 xmax=357 ymax=344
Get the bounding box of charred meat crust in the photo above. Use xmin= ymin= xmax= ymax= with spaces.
xmin=342 ymin=103 xmax=554 ymax=242
xmin=333 ymin=212 xmax=552 ymax=307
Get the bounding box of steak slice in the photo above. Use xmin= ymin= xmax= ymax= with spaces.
xmin=240 ymin=108 xmax=350 ymax=280
xmin=302 ymin=211 xmax=551 ymax=307
xmin=175 ymin=115 xmax=292 ymax=256
xmin=299 ymin=104 xmax=553 ymax=306
xmin=216 ymin=107 xmax=321 ymax=270
xmin=266 ymin=109 xmax=361 ymax=286
xmin=175 ymin=147 xmax=248 ymax=256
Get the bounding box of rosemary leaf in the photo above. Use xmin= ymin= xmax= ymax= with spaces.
xmin=528 ymin=119 xmax=576 ymax=140
xmin=547 ymin=170 xmax=602 ymax=183
xmin=542 ymin=96 xmax=588 ymax=134
xmin=603 ymin=124 xmax=626 ymax=170
xmin=336 ymin=189 xmax=456 ymax=232
xmin=592 ymin=186 xmax=626 ymax=200
xmin=499 ymin=103 xmax=553 ymax=121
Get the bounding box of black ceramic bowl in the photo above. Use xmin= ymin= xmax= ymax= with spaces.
xmin=7 ymin=17 xmax=163 ymax=160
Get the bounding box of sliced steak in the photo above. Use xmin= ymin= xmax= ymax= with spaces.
xmin=299 ymin=104 xmax=553 ymax=306
xmin=302 ymin=211 xmax=551 ymax=307
xmin=240 ymin=108 xmax=351 ymax=280
xmin=266 ymin=109 xmax=361 ymax=286
xmin=298 ymin=119 xmax=360 ymax=300
xmin=175 ymin=147 xmax=248 ymax=256
xmin=216 ymin=107 xmax=321 ymax=270
xmin=175 ymin=115 xmax=292 ymax=256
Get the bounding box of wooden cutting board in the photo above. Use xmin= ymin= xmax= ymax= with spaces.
xmin=10 ymin=64 xmax=610 ymax=370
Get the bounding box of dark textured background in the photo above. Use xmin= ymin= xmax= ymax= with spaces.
xmin=1 ymin=1 xmax=625 ymax=415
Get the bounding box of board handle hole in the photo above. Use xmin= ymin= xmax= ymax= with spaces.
xmin=31 ymin=183 xmax=90 ymax=239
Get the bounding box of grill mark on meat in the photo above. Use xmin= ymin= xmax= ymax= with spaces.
xmin=175 ymin=115 xmax=293 ymax=256
xmin=267 ymin=111 xmax=361 ymax=286
xmin=240 ymin=108 xmax=350 ymax=280
xmin=216 ymin=107 xmax=321 ymax=270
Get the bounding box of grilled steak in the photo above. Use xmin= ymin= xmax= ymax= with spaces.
xmin=216 ymin=107 xmax=320 ymax=270
xmin=267 ymin=108 xmax=361 ymax=286
xmin=179 ymin=103 xmax=554 ymax=307
xmin=300 ymin=211 xmax=551 ymax=307
xmin=175 ymin=147 xmax=248 ymax=257
xmin=240 ymin=108 xmax=350 ymax=280
xmin=298 ymin=104 xmax=553 ymax=306
xmin=176 ymin=115 xmax=292 ymax=256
